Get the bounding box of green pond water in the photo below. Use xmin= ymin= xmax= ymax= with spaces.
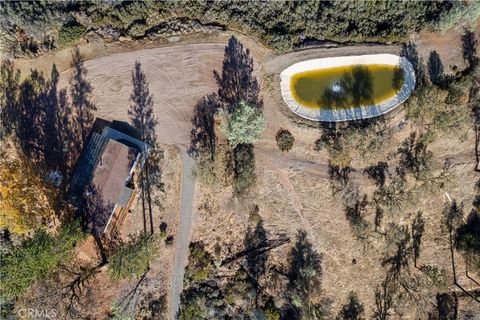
xmin=290 ymin=64 xmax=404 ymax=110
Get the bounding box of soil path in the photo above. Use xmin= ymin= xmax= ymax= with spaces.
xmin=169 ymin=149 xmax=196 ymax=319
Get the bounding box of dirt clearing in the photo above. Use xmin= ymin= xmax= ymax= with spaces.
xmin=57 ymin=43 xmax=225 ymax=146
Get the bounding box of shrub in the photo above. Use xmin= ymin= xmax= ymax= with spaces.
xmin=276 ymin=128 xmax=295 ymax=152
xmin=406 ymin=85 xmax=469 ymax=138
xmin=128 ymin=21 xmax=148 ymax=37
xmin=220 ymin=101 xmax=265 ymax=148
xmin=318 ymin=121 xmax=394 ymax=167
xmin=58 ymin=22 xmax=86 ymax=46
xmin=184 ymin=242 xmax=213 ymax=285
xmin=193 ymin=144 xmax=233 ymax=187
xmin=397 ymin=132 xmax=433 ymax=180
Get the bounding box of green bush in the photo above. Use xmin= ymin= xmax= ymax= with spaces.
xmin=220 ymin=101 xmax=266 ymax=148
xmin=58 ymin=22 xmax=87 ymax=46
xmin=276 ymin=128 xmax=295 ymax=152
xmin=406 ymin=85 xmax=469 ymax=138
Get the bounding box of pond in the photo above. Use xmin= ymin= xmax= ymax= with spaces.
xmin=280 ymin=54 xmax=416 ymax=122
xmin=291 ymin=64 xmax=404 ymax=110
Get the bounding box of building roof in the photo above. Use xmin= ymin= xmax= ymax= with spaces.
xmin=90 ymin=139 xmax=137 ymax=209
xmin=86 ymin=140 xmax=137 ymax=235
xmin=69 ymin=118 xmax=150 ymax=236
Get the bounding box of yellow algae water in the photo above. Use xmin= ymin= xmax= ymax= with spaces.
xmin=290 ymin=64 xmax=404 ymax=110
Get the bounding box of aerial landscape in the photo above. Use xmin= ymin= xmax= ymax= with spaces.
xmin=1 ymin=1 xmax=480 ymax=319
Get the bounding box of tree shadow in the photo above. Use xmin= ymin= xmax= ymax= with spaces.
xmin=347 ymin=65 xmax=374 ymax=108
xmin=128 ymin=61 xmax=163 ymax=235
xmin=328 ymin=162 xmax=354 ymax=193
xmin=392 ymin=66 xmax=404 ymax=91
xmin=214 ymin=35 xmax=262 ymax=110
xmin=318 ymin=86 xmax=348 ymax=110
xmin=338 ymin=291 xmax=364 ymax=320
xmin=455 ymin=209 xmax=480 ymax=280
xmin=400 ymin=42 xmax=426 ymax=87
xmin=411 ymin=211 xmax=425 ymax=268
xmin=244 ymin=218 xmax=268 ymax=306
xmin=462 ymin=27 xmax=479 ymax=73
xmin=78 ymin=183 xmax=112 ymax=263
xmin=470 ymin=76 xmax=480 ymax=172
xmin=317 ymin=65 xmax=374 ymax=110
xmin=15 ymin=68 xmax=49 ymax=163
xmin=188 ymin=93 xmax=219 ymax=160
xmin=70 ymin=46 xmax=97 ymax=146
xmin=429 ymin=292 xmax=458 ymax=320
xmin=364 ymin=161 xmax=389 ymax=188
xmin=286 ymin=230 xmax=323 ymax=319
xmin=0 ymin=60 xmax=20 ymax=140
xmin=397 ymin=132 xmax=432 ymax=180
xmin=233 ymin=143 xmax=256 ymax=195
xmin=373 ymin=273 xmax=396 ymax=320
xmin=1 ymin=47 xmax=96 ymax=183
xmin=427 ymin=50 xmax=445 ymax=88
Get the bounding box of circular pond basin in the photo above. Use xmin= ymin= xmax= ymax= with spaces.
xmin=280 ymin=54 xmax=416 ymax=122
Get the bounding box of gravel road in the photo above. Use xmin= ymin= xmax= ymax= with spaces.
xmin=169 ymin=149 xmax=195 ymax=319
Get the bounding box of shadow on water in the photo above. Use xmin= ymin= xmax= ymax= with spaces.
xmin=392 ymin=66 xmax=404 ymax=91
xmin=348 ymin=65 xmax=374 ymax=107
xmin=317 ymin=65 xmax=374 ymax=109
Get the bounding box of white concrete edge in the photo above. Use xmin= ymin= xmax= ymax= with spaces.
xmin=279 ymin=54 xmax=416 ymax=122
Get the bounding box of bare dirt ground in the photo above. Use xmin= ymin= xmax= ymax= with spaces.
xmin=13 ymin=24 xmax=480 ymax=318
xmin=56 ymin=42 xmax=225 ymax=146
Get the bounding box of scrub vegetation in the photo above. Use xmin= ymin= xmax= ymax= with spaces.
xmin=0 ymin=220 xmax=85 ymax=299
xmin=1 ymin=1 xmax=479 ymax=56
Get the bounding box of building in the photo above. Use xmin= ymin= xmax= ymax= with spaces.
xmin=69 ymin=118 xmax=150 ymax=237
